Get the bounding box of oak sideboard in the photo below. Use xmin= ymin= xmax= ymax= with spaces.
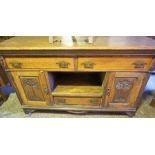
xmin=0 ymin=36 xmax=155 ymax=116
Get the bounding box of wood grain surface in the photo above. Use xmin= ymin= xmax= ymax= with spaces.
xmin=1 ymin=36 xmax=155 ymax=50
xmin=52 ymin=86 xmax=103 ymax=97
xmin=54 ymin=96 xmax=102 ymax=107
xmin=78 ymin=57 xmax=152 ymax=71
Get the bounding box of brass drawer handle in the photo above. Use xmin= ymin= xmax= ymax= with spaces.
xmin=89 ymin=99 xmax=100 ymax=105
xmin=10 ymin=62 xmax=22 ymax=69
xmin=132 ymin=61 xmax=147 ymax=69
xmin=56 ymin=61 xmax=70 ymax=68
xmin=55 ymin=98 xmax=66 ymax=103
xmin=81 ymin=62 xmax=96 ymax=69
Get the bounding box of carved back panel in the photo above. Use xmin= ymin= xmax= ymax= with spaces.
xmin=105 ymin=72 xmax=146 ymax=108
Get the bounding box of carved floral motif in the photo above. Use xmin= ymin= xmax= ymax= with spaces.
xmin=115 ymin=80 xmax=132 ymax=90
xmin=113 ymin=79 xmax=133 ymax=103
xmin=23 ymin=79 xmax=38 ymax=88
xmin=22 ymin=78 xmax=42 ymax=101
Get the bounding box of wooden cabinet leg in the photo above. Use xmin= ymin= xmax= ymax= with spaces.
xmin=0 ymin=90 xmax=7 ymax=102
xmin=150 ymin=97 xmax=155 ymax=108
xmin=23 ymin=109 xmax=35 ymax=116
xmin=126 ymin=112 xmax=135 ymax=117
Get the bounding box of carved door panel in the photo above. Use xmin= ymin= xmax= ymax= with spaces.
xmin=11 ymin=71 xmax=51 ymax=106
xmin=105 ymin=72 xmax=146 ymax=108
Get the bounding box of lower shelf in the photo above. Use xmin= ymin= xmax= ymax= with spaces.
xmin=52 ymin=85 xmax=103 ymax=97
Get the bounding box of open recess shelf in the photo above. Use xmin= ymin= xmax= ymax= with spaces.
xmin=48 ymin=72 xmax=105 ymax=97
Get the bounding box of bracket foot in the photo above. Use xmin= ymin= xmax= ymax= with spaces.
xmin=126 ymin=112 xmax=135 ymax=117
xmin=23 ymin=109 xmax=35 ymax=116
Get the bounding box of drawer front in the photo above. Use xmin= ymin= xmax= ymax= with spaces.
xmin=5 ymin=57 xmax=74 ymax=71
xmin=78 ymin=57 xmax=153 ymax=71
xmin=54 ymin=97 xmax=102 ymax=107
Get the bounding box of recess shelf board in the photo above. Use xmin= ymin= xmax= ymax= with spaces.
xmin=52 ymin=85 xmax=103 ymax=97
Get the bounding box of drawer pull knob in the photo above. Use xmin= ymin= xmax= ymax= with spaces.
xmin=132 ymin=61 xmax=147 ymax=69
xmin=10 ymin=62 xmax=22 ymax=68
xmin=81 ymin=62 xmax=96 ymax=69
xmin=56 ymin=61 xmax=70 ymax=68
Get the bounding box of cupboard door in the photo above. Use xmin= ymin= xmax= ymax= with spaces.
xmin=104 ymin=72 xmax=146 ymax=108
xmin=11 ymin=71 xmax=51 ymax=106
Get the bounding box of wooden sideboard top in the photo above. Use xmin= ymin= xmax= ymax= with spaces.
xmin=1 ymin=36 xmax=155 ymax=56
xmin=1 ymin=36 xmax=155 ymax=50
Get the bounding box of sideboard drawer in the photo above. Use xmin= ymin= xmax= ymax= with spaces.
xmin=5 ymin=57 xmax=74 ymax=71
xmin=54 ymin=97 xmax=102 ymax=107
xmin=78 ymin=57 xmax=153 ymax=71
